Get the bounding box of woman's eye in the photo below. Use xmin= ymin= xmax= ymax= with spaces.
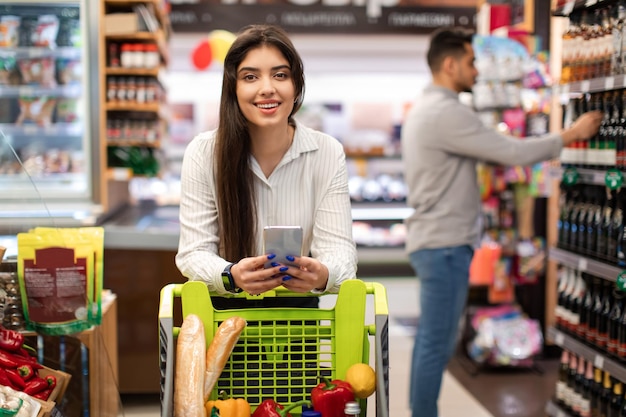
xmin=242 ymin=74 xmax=256 ymax=81
xmin=275 ymin=72 xmax=289 ymax=79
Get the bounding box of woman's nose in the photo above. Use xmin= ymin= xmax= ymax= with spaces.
xmin=259 ymin=77 xmax=276 ymax=94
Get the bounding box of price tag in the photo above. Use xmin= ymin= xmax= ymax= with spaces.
xmin=562 ymin=167 xmax=579 ymax=186
xmin=594 ymin=355 xmax=604 ymax=369
xmin=605 ymin=76 xmax=615 ymax=90
xmin=617 ymin=271 xmax=626 ymax=291
xmin=605 ymin=169 xmax=623 ymax=190
xmin=578 ymin=257 xmax=588 ymax=271
xmin=581 ymin=80 xmax=591 ymax=93
xmin=555 ymin=331 xmax=565 ymax=346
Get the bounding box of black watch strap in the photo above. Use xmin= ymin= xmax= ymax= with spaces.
xmin=221 ymin=263 xmax=242 ymax=293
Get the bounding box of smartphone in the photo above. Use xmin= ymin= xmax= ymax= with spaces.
xmin=263 ymin=226 xmax=303 ymax=269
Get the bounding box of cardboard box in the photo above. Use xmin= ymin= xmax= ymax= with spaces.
xmin=104 ymin=13 xmax=138 ymax=35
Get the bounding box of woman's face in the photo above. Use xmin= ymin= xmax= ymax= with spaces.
xmin=236 ymin=44 xmax=296 ymax=130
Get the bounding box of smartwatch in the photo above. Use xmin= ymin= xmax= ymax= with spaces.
xmin=221 ymin=263 xmax=242 ymax=293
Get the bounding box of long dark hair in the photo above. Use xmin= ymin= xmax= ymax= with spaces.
xmin=215 ymin=24 xmax=305 ymax=261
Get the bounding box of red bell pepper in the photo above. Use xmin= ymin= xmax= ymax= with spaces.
xmin=23 ymin=377 xmax=48 ymax=395
xmin=0 ymin=368 xmax=16 ymax=389
xmin=16 ymin=364 xmax=34 ymax=381
xmin=251 ymin=400 xmax=311 ymax=417
xmin=44 ymin=375 xmax=56 ymax=389
xmin=311 ymin=377 xmax=355 ymax=417
xmin=32 ymin=387 xmax=53 ymax=401
xmin=0 ymin=326 xmax=23 ymax=351
xmin=5 ymin=369 xmax=25 ymax=390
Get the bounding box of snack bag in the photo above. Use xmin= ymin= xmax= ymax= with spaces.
xmin=17 ymin=227 xmax=99 ymax=335
xmin=30 ymin=227 xmax=104 ymax=325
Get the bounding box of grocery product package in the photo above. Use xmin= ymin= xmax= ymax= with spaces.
xmin=16 ymin=227 xmax=104 ymax=335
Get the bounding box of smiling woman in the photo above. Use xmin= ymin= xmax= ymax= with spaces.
xmin=175 ymin=24 xmax=357 ymax=310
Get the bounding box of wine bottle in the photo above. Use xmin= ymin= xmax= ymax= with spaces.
xmin=600 ymin=371 xmax=613 ymax=417
xmin=567 ymin=353 xmax=579 ymax=411
xmin=609 ymin=287 xmax=625 ymax=356
xmin=591 ymin=367 xmax=603 ymax=417
xmin=610 ymin=380 xmax=623 ymax=417
xmin=588 ymin=187 xmax=601 ymax=255
xmin=574 ymin=357 xmax=587 ymax=415
xmin=581 ymin=359 xmax=593 ymax=417
xmin=572 ymin=270 xmax=587 ymax=334
xmin=598 ymin=280 xmax=614 ymax=350
xmin=557 ymin=349 xmax=570 ymax=407
xmin=557 ymin=268 xmax=572 ymax=330
xmin=590 ymin=278 xmax=605 ymax=344
xmin=581 ymin=273 xmax=594 ymax=339
xmin=609 ymin=192 xmax=623 ymax=262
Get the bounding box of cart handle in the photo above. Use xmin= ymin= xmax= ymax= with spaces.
xmin=158 ymin=280 xmax=389 ymax=321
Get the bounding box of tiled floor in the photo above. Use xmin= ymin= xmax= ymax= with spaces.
xmin=117 ymin=278 xmax=554 ymax=417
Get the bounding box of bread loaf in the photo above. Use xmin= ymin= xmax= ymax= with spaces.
xmin=174 ymin=314 xmax=206 ymax=417
xmin=204 ymin=316 xmax=247 ymax=401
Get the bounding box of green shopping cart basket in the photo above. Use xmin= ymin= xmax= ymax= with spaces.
xmin=158 ymin=279 xmax=389 ymax=417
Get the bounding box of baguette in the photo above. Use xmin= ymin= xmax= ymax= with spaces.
xmin=204 ymin=316 xmax=247 ymax=401
xmin=174 ymin=314 xmax=206 ymax=417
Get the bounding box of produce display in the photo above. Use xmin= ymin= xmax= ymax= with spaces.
xmin=173 ymin=314 xmax=378 ymax=417
xmin=0 ymin=326 xmax=56 ymax=401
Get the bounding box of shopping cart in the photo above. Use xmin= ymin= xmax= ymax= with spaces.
xmin=158 ymin=279 xmax=389 ymax=417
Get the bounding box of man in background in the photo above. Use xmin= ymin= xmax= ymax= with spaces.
xmin=401 ymin=27 xmax=602 ymax=417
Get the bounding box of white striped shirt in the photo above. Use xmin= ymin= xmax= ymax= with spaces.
xmin=175 ymin=120 xmax=357 ymax=295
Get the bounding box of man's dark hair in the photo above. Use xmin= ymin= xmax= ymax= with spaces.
xmin=426 ymin=27 xmax=474 ymax=72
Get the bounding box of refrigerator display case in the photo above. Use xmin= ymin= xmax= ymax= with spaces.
xmin=0 ymin=0 xmax=102 ymax=232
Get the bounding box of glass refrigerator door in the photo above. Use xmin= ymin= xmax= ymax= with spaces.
xmin=0 ymin=0 xmax=100 ymax=228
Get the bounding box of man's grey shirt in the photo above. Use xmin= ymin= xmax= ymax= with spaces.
xmin=401 ymin=84 xmax=563 ymax=254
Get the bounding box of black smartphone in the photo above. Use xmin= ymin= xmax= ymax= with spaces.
xmin=263 ymin=226 xmax=303 ymax=268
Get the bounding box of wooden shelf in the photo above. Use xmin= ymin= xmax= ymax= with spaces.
xmin=105 ymin=66 xmax=161 ymax=76
xmin=105 ymin=102 xmax=161 ymax=112
xmin=105 ymin=0 xmax=170 ymax=35
xmin=557 ymin=74 xmax=626 ymax=95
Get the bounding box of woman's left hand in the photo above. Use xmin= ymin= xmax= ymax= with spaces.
xmin=279 ymin=256 xmax=328 ymax=293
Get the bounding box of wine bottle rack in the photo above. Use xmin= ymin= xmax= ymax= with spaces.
xmin=549 ymin=247 xmax=623 ymax=282
xmin=548 ymin=327 xmax=626 ymax=383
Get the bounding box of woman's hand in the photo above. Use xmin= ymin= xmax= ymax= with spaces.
xmin=230 ymin=255 xmax=285 ymax=295
xmin=231 ymin=255 xmax=329 ymax=294
xmin=278 ymin=256 xmax=329 ymax=293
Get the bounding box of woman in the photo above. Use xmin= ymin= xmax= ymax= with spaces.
xmin=175 ymin=24 xmax=357 ymax=308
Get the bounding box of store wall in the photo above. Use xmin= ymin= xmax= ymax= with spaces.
xmin=161 ymin=32 xmax=433 ymax=178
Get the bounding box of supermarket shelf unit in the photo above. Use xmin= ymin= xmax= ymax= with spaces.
xmin=99 ymin=0 xmax=170 ymax=212
xmin=546 ymin=0 xmax=626 ymax=410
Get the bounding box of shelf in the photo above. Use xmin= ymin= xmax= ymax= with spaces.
xmin=351 ymin=204 xmax=413 ymax=221
xmin=0 ymin=46 xmax=81 ymax=60
xmin=356 ymin=247 xmax=408 ymax=265
xmin=105 ymin=102 xmax=161 ymax=112
xmin=555 ymin=167 xmax=613 ymax=186
xmin=548 ymin=327 xmax=626 ymax=383
xmin=107 ymin=140 xmax=160 ymax=147
xmin=105 ymin=0 xmax=171 ymax=35
xmin=0 ymin=123 xmax=82 ymax=137
xmin=549 ymin=247 xmax=623 ymax=282
xmin=557 ymin=74 xmax=626 ymax=95
xmin=545 ymin=399 xmax=575 ymax=417
xmin=105 ymin=66 xmax=161 ymax=76
xmin=0 ymin=84 xmax=82 ymax=98
xmin=105 ymin=29 xmax=169 ymax=66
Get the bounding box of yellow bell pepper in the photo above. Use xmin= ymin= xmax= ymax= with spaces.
xmin=205 ymin=391 xmax=251 ymax=417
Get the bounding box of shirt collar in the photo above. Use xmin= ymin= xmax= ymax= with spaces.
xmin=424 ymin=84 xmax=459 ymax=101
xmin=288 ymin=119 xmax=319 ymax=158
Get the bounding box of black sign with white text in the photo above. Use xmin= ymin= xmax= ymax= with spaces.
xmin=169 ymin=1 xmax=476 ymax=34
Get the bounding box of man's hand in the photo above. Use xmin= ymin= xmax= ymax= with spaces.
xmin=561 ymin=110 xmax=603 ymax=146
